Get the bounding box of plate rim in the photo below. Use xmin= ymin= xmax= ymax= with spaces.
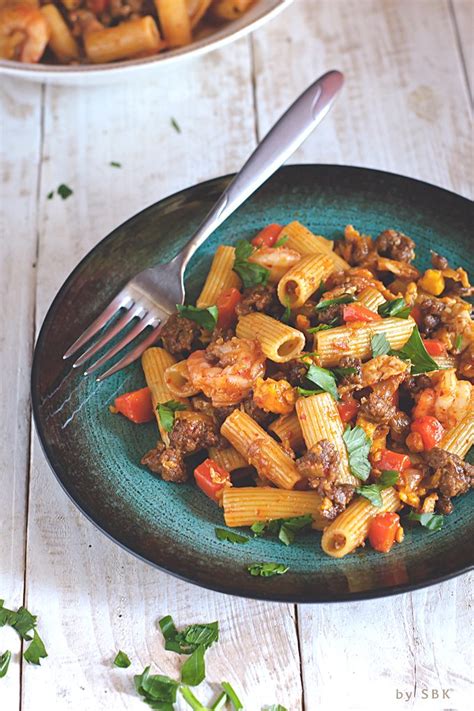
xmin=31 ymin=164 xmax=474 ymax=603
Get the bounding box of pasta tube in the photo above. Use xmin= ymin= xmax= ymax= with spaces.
xmin=84 ymin=17 xmax=161 ymax=64
xmin=321 ymin=487 xmax=401 ymax=558
xmin=211 ymin=0 xmax=254 ymax=20
xmin=278 ymin=221 xmax=334 ymax=254
xmin=277 ymin=254 xmax=334 ymax=308
xmin=164 ymin=360 xmax=200 ymax=398
xmin=236 ymin=313 xmax=305 ymax=363
xmin=221 ymin=409 xmax=302 ymax=489
xmin=296 ymin=393 xmax=356 ymax=485
xmin=208 ymin=446 xmax=248 ymax=472
xmin=142 ymin=347 xmax=188 ymax=444
xmin=316 ymin=317 xmax=415 ymax=366
xmin=196 ymin=245 xmax=241 ymax=308
xmin=41 ymin=4 xmax=79 ymax=62
xmin=357 ymin=286 xmax=385 ymax=312
xmin=269 ymin=413 xmax=305 ymax=452
xmin=223 ymin=487 xmax=326 ymax=530
xmin=154 ymin=0 xmax=192 ymax=46
xmin=439 ymin=411 xmax=474 ymax=459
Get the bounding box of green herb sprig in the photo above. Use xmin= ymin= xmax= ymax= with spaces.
xmin=356 ymin=470 xmax=399 ymax=506
xmin=176 ymin=304 xmax=218 ymax=331
xmin=342 ymin=425 xmax=372 ymax=481
xmin=157 ymin=400 xmax=187 ymax=433
xmin=378 ymin=298 xmax=411 ymax=319
xmin=233 ymin=240 xmax=270 ymax=288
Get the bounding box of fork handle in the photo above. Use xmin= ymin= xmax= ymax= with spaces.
xmin=178 ymin=69 xmax=344 ymax=270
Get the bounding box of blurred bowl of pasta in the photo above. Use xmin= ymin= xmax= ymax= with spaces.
xmin=0 ymin=0 xmax=292 ymax=84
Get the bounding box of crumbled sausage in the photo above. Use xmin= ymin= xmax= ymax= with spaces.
xmin=390 ymin=410 xmax=411 ymax=443
xmin=141 ymin=444 xmax=187 ymax=483
xmin=458 ymin=343 xmax=474 ymax=381
xmin=273 ymin=360 xmax=308 ymax=388
xmin=335 ymin=228 xmax=371 ymax=266
xmin=424 ymin=447 xmax=474 ymax=501
xmin=418 ymin=298 xmax=446 ymax=337
xmin=375 ymin=230 xmax=416 ymax=263
xmin=359 ymin=391 xmax=397 ymax=425
xmin=431 ymin=251 xmax=449 ymax=270
xmin=160 ymin=313 xmax=201 ymax=358
xmin=337 ymin=356 xmax=363 ymax=385
xmin=315 ymin=302 xmax=343 ymax=325
xmin=235 ymin=284 xmax=282 ymax=319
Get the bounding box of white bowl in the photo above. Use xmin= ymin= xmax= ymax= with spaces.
xmin=0 ymin=0 xmax=292 ymax=85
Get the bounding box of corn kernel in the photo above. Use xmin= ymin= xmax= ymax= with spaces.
xmin=419 ymin=269 xmax=445 ymax=296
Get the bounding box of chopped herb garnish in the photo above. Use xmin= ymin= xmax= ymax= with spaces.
xmin=11 ymin=606 xmax=37 ymax=640
xmin=0 ymin=600 xmax=47 ymax=666
xmin=251 ymin=515 xmax=312 ymax=545
xmin=454 ymin=334 xmax=463 ymax=351
xmin=274 ymin=235 xmax=289 ymax=248
xmin=391 ymin=325 xmax=439 ymax=374
xmin=180 ymin=685 xmax=208 ymax=710
xmin=233 ymin=240 xmax=270 ymax=288
xmin=378 ymin=298 xmax=411 ymax=319
xmin=332 ymin=366 xmax=357 ymax=381
xmin=210 ymin=690 xmax=228 ymax=710
xmin=297 ymin=386 xmax=323 ymax=397
xmin=57 ymin=183 xmax=73 ymax=200
xmin=264 ymin=706 xmax=288 ymax=711
xmin=113 ymin=650 xmax=131 ymax=668
xmin=110 ymin=161 xmax=122 ymax=168
xmin=23 ymin=629 xmax=47 ymax=665
xmin=314 ymin=294 xmax=356 ymax=311
xmin=305 ymin=363 xmax=339 ymax=401
xmin=0 ymin=650 xmax=11 ymax=678
xmin=307 ymin=323 xmax=333 ymax=334
xmin=176 ymin=304 xmax=218 ymax=331
xmin=250 ymin=521 xmax=270 ymax=536
xmin=134 ymin=666 xmax=178 ymax=706
xmin=371 ymin=332 xmax=391 ymax=357
xmin=247 ymin=562 xmax=289 ymax=577
xmin=281 ymin=297 xmax=291 ymax=324
xmin=171 ymin=117 xmax=181 ymax=133
xmin=158 ymin=616 xmax=218 ymax=655
xmin=215 ymin=528 xmax=249 ymax=544
xmin=221 ymin=681 xmax=244 ymax=710
xmin=407 ymin=511 xmax=444 ymax=531
xmin=156 ymin=400 xmax=187 ymax=433
xmin=181 ymin=644 xmax=206 ymax=686
xmin=356 ymin=470 xmax=399 ymax=506
xmin=343 ymin=425 xmax=372 ymax=481
xmin=46 ymin=190 xmax=54 ymax=200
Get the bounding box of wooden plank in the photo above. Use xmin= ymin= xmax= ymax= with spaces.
xmin=451 ymin=0 xmax=473 ymax=100
xmin=252 ymin=2 xmax=473 ymax=709
xmin=0 ymin=78 xmax=42 ymax=710
xmin=23 ymin=39 xmax=302 ymax=710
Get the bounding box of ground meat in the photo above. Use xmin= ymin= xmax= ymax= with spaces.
xmin=209 ymin=327 xmax=235 ymax=344
xmin=273 ymin=360 xmax=308 ymax=388
xmin=159 ymin=313 xmax=201 ymax=357
xmin=375 ymin=230 xmax=416 ymax=263
xmin=390 ymin=410 xmax=411 ymax=443
xmin=424 ymin=447 xmax=474 ymax=499
xmin=402 ymin=374 xmax=433 ymax=395
xmin=296 ymin=441 xmax=354 ymax=519
xmin=337 ymin=356 xmax=363 ymax=385
xmin=443 ymin=279 xmax=474 ymax=298
xmin=242 ymin=397 xmax=277 ymax=428
xmin=141 ymin=444 xmax=187 ymax=483
xmin=335 ymin=234 xmax=370 ymax=266
xmin=418 ymin=298 xmax=446 ymax=337
xmin=315 ymin=302 xmax=343 ymax=325
xmin=359 ymin=390 xmax=397 ymax=424
xmin=431 ymin=251 xmax=449 ymax=270
xmin=436 ymin=495 xmax=454 ymax=515
xmin=235 ymin=284 xmax=282 ymax=319
xmin=458 ymin=343 xmax=474 ymax=381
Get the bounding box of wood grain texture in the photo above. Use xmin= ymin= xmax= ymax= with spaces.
xmin=452 ymin=0 xmax=473 ymax=99
xmin=0 ymin=78 xmax=42 ymax=710
xmin=22 ymin=39 xmax=302 ymax=710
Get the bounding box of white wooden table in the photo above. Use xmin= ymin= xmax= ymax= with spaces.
xmin=1 ymin=1 xmax=473 ymax=709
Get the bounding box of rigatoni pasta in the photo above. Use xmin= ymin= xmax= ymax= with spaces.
xmin=142 ymin=347 xmax=188 ymax=444
xmin=208 ymin=446 xmax=248 ymax=472
xmin=223 ymin=487 xmax=326 ymax=529
xmin=277 ymin=254 xmax=334 ymax=308
xmin=196 ymin=245 xmax=241 ymax=308
xmin=439 ymin=412 xmax=474 ymax=458
xmin=357 ymin=286 xmax=386 ymax=312
xmin=164 ymin=360 xmax=200 ymax=398
xmin=236 ymin=312 xmax=305 ymax=363
xmin=269 ymin=413 xmax=305 ymax=452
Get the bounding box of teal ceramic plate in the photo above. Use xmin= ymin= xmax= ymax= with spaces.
xmin=32 ymin=165 xmax=473 ymax=602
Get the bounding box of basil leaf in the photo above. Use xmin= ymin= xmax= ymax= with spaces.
xmin=180 ymin=686 xmax=209 ymax=710
xmin=377 ymin=298 xmax=411 ymax=319
xmin=356 ymin=484 xmax=383 ymax=507
xmin=343 ymin=425 xmax=372 ymax=481
xmin=176 ymin=304 xmax=218 ymax=331
xmin=250 ymin=521 xmax=267 ymax=536
xmin=233 ymin=240 xmax=270 ymax=288
xmin=307 ymin=323 xmax=332 ymax=334
xmin=12 ymin=606 xmax=36 ymax=640
xmin=391 ymin=325 xmax=440 ymax=375
xmin=315 ymin=294 xmax=356 ymax=311
xmin=247 ymin=562 xmax=289 ymax=577
xmin=134 ymin=666 xmax=178 ymax=705
xmin=183 ymin=622 xmax=219 ymax=649
xmin=157 ymin=400 xmax=187 ymax=433
xmin=305 ymin=364 xmax=339 ymax=401
xmin=181 ymin=644 xmax=206 ymax=686
xmin=278 ymin=515 xmax=313 ymax=546
xmin=215 ymin=528 xmax=249 ymax=544
xmin=23 ymin=629 xmax=47 ymax=665
xmin=113 ymin=650 xmax=131 ymax=668
xmin=221 ymin=681 xmax=244 ymax=710
xmin=274 ymin=235 xmax=289 ymax=248
xmin=379 ymin=470 xmax=399 ymax=487
xmin=57 ymin=183 xmax=73 ymax=200
xmin=158 ymin=616 xmax=218 ymax=655
xmin=0 ymin=650 xmax=11 ymax=678
xmin=371 ymin=332 xmax=391 ymax=357
xmin=407 ymin=511 xmax=444 ymax=531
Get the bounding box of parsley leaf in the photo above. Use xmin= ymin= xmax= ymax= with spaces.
xmin=215 ymin=528 xmax=249 ymax=544
xmin=113 ymin=650 xmax=131 ymax=668
xmin=343 ymin=425 xmax=372 ymax=481
xmin=134 ymin=666 xmax=178 ymax=705
xmin=23 ymin=629 xmax=47 ymax=665
xmin=171 ymin=117 xmax=181 ymax=133
xmin=274 ymin=235 xmax=289 ymax=248
xmin=158 ymin=616 xmax=218 ymax=654
xmin=233 ymin=240 xmax=270 ymax=288
xmin=176 ymin=304 xmax=218 ymax=331
xmin=391 ymin=325 xmax=441 ymax=375
xmin=157 ymin=400 xmax=187 ymax=433
xmin=407 ymin=511 xmax=444 ymax=531
xmin=305 ymin=364 xmax=339 ymax=401
xmin=110 ymin=161 xmax=122 ymax=168
xmin=371 ymin=332 xmax=391 ymax=357
xmin=356 ymin=470 xmax=399 ymax=506
xmin=247 ymin=562 xmax=289 ymax=577
xmin=221 ymin=681 xmax=244 ymax=710
xmin=181 ymin=644 xmax=206 ymax=686
xmin=57 ymin=184 xmax=73 ymax=200
xmin=378 ymin=298 xmax=411 ymax=319
xmin=314 ymin=294 xmax=356 ymax=311
xmin=307 ymin=323 xmax=333 ymax=334
xmin=0 ymin=650 xmax=11 ymax=678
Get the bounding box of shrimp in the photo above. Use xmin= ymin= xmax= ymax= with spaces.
xmin=413 ymin=368 xmax=473 ymax=430
xmin=249 ymin=246 xmax=301 ymax=283
xmin=0 ymin=4 xmax=49 ymax=63
xmin=186 ymin=337 xmax=266 ymax=407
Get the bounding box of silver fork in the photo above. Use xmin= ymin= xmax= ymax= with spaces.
xmin=63 ymin=70 xmax=344 ymax=381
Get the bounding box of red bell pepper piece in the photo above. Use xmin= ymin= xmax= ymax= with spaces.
xmin=251 ymin=223 xmax=283 ymax=248
xmin=216 ymin=287 xmax=241 ymax=329
xmin=422 ymin=339 xmax=445 ymax=356
xmin=194 ymin=458 xmax=231 ymax=503
xmin=368 ymin=512 xmax=400 ymax=553
xmin=378 ymin=448 xmax=411 ymax=472
xmin=337 ymin=397 xmax=359 ymax=423
xmin=410 ymin=305 xmax=422 ymax=326
xmin=113 ymin=387 xmax=154 ymax=424
xmin=410 ymin=415 xmax=445 ymax=450
xmin=342 ymin=303 xmax=382 ymax=323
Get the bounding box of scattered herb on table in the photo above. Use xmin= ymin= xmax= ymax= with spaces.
xmin=46 ymin=190 xmax=54 ymax=200
xmin=110 ymin=161 xmax=122 ymax=168
xmin=171 ymin=117 xmax=181 ymax=133
xmin=371 ymin=332 xmax=391 ymax=357
xmin=181 ymin=644 xmax=206 ymax=686
xmin=390 ymin=325 xmax=441 ymax=374
xmin=158 ymin=616 xmax=218 ymax=655
xmin=176 ymin=304 xmax=218 ymax=331
xmin=233 ymin=240 xmax=270 ymax=288
xmin=0 ymin=600 xmax=47 ymax=670
xmin=113 ymin=650 xmax=131 ymax=668
xmin=57 ymin=183 xmax=73 ymax=200
xmin=23 ymin=629 xmax=48 ymax=665
xmin=0 ymin=651 xmax=11 ymax=679
xmin=156 ymin=400 xmax=187 ymax=433
xmin=356 ymin=470 xmax=399 ymax=506
xmin=343 ymin=425 xmax=372 ymax=481
xmin=247 ymin=562 xmax=289 ymax=577
xmin=377 ymin=298 xmax=411 ymax=319
xmin=221 ymin=681 xmax=243 ymax=710
xmin=407 ymin=511 xmax=444 ymax=531
xmin=263 ymin=706 xmax=288 ymax=711
xmin=215 ymin=528 xmax=249 ymax=544
xmin=134 ymin=666 xmax=179 ymax=706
